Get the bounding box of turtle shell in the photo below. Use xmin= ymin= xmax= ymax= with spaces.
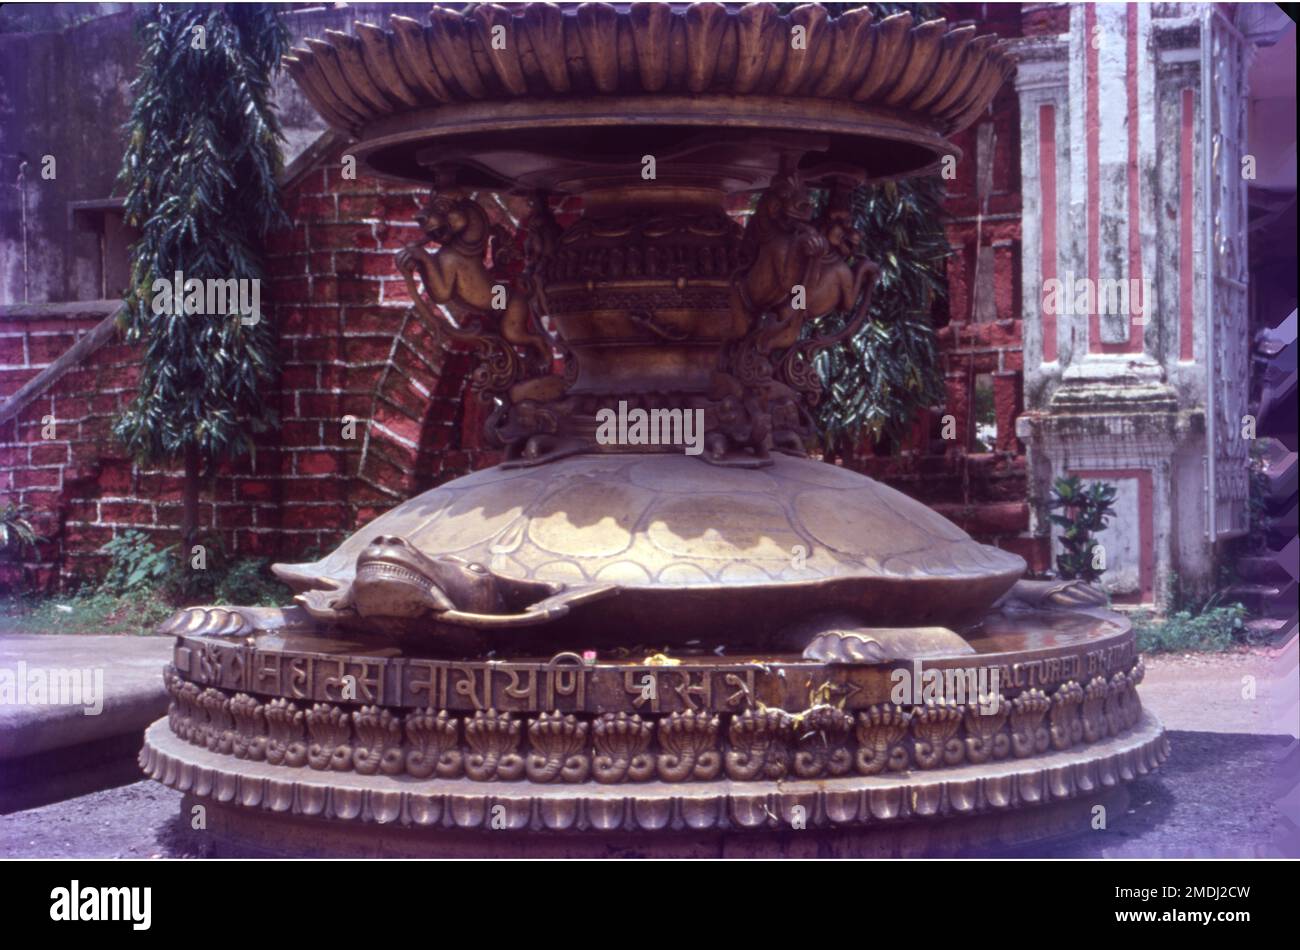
xmin=275 ymin=454 xmax=1025 ymax=649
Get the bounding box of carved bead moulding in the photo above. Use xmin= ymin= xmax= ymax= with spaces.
xmin=140 ymin=713 xmax=1169 ymax=831
xmin=160 ymin=611 xmax=1147 ymax=785
xmin=283 ymin=3 xmax=1015 ymax=185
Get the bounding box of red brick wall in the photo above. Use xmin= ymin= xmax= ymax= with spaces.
xmin=257 ymin=148 xmax=531 ymax=535
xmin=0 ymin=148 xmax=502 ymax=592
xmin=1 ymin=305 xmax=139 ymax=589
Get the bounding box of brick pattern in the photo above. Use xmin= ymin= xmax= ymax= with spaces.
xmin=2 ymin=311 xmax=149 ymax=588
xmin=1019 ymin=3 xmax=1070 ymax=37
xmin=930 ymin=83 xmax=1042 ymax=565
xmin=0 ymin=149 xmax=499 ymax=592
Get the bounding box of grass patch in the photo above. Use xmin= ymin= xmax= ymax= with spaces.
xmin=1131 ymin=604 xmax=1247 ymax=654
xmin=0 ymin=589 xmax=178 ymax=636
xmin=1 ymin=534 xmax=294 ymax=635
xmin=210 ymin=558 xmax=288 ymax=607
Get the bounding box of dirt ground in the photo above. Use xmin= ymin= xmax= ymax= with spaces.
xmin=1 ymin=650 xmax=1296 ymax=859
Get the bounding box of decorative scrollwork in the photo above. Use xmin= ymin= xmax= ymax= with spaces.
xmin=306 ymin=702 xmax=353 ymax=772
xmin=405 ymin=708 xmax=462 ymax=779
xmin=792 ymin=706 xmax=854 ymax=778
xmin=855 ymin=704 xmax=912 ymax=774
xmin=264 ymin=698 xmax=307 ymax=768
xmin=351 ymin=705 xmax=404 ymax=776
xmin=592 ymin=712 xmax=655 ymax=783
xmin=726 ymin=708 xmax=794 ymax=780
xmin=962 ymin=695 xmax=1010 ymax=764
xmin=656 ymin=710 xmax=722 ymax=781
xmin=230 ymin=693 xmax=267 ymax=761
xmin=464 ymin=708 xmax=525 ymax=781
xmin=526 ymin=711 xmax=590 ymax=783
xmin=1010 ymin=689 xmax=1051 ymax=758
xmin=1050 ymin=681 xmax=1085 ymax=750
xmin=912 ymin=700 xmax=965 ymax=769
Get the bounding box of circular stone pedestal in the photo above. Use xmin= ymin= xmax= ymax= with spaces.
xmin=149 ymin=716 xmax=1159 ymax=858
xmin=141 ymin=606 xmax=1166 ymax=857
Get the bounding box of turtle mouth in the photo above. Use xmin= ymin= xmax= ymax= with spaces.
xmin=356 ymin=559 xmax=431 ymax=589
xmin=352 ymin=537 xmax=447 ymax=617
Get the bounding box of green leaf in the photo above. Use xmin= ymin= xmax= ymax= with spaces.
xmin=116 ymin=4 xmax=287 ymax=472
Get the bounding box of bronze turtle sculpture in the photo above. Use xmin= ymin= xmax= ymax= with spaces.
xmin=272 ymin=453 xmax=1027 ymax=658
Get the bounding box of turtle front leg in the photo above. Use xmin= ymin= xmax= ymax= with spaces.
xmin=296 ymin=581 xmax=355 ymax=623
xmin=995 ymin=578 xmax=1108 ymax=611
xmin=439 ymin=585 xmax=619 ymax=629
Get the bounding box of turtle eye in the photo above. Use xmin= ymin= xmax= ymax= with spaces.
xmin=468 ymin=563 xmax=488 ymax=574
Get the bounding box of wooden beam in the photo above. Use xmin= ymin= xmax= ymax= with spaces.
xmin=0 ymin=304 xmax=123 ymax=427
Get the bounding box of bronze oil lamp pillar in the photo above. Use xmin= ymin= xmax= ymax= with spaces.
xmin=139 ymin=4 xmax=1167 ymax=857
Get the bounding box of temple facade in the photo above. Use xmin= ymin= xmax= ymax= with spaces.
xmin=1014 ymin=3 xmax=1264 ymax=605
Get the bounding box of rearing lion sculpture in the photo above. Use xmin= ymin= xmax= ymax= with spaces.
xmin=732 ymin=170 xmax=880 ymax=356
xmin=397 ymin=189 xmax=554 ymax=372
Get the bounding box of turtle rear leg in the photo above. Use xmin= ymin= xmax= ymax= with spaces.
xmin=792 ymin=613 xmax=976 ymax=665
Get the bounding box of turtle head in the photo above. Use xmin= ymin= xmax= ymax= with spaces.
xmin=352 ymin=536 xmax=504 ymax=620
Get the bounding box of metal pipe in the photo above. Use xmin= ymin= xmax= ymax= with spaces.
xmin=1201 ymin=7 xmax=1215 ymax=539
xmin=16 ymin=159 xmax=30 ymax=303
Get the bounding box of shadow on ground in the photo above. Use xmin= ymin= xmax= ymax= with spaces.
xmin=996 ymin=731 xmax=1296 ymax=857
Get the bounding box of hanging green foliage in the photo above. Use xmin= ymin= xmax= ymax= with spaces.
xmin=802 ymin=2 xmax=949 ymax=457
xmin=114 ymin=4 xmax=288 ymax=539
xmin=808 ymin=177 xmax=949 ymax=454
xmin=0 ymin=502 xmax=40 ymax=554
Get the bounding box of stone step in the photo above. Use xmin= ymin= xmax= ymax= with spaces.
xmin=1236 ymin=538 xmax=1300 ymax=584
xmin=1258 ymin=442 xmax=1297 ymax=499
xmin=1267 ymin=497 xmax=1299 ymax=549
xmin=1244 ymin=617 xmax=1297 ymax=645
xmin=1225 ymin=582 xmax=1298 ymax=619
xmin=0 ymin=634 xmax=172 ymax=814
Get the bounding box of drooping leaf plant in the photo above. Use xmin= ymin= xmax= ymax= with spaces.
xmin=807 ymin=177 xmax=949 ymax=457
xmin=1048 ymin=476 xmax=1118 ymax=583
xmin=800 ymin=1 xmax=949 ymax=461
xmin=115 ymin=4 xmax=288 ymax=548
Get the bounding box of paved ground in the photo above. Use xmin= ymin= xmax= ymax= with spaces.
xmin=0 ymin=648 xmax=1296 ymax=858
xmin=1139 ymin=646 xmax=1299 ymax=737
xmin=1016 ymin=731 xmax=1296 ymax=857
xmin=0 ymin=782 xmax=195 ymax=859
xmin=0 ymin=634 xmax=172 ymax=759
